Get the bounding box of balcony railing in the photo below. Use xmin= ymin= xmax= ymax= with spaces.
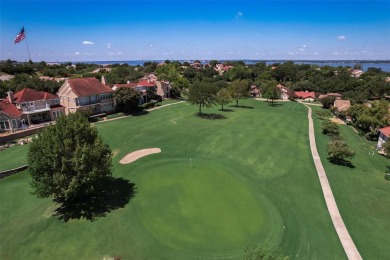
xmin=21 ymin=103 xmax=51 ymax=113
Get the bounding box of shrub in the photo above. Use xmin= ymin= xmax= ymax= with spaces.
xmin=316 ymin=110 xmax=332 ymax=120
xmin=327 ymin=139 xmax=355 ymax=164
xmin=322 ymin=119 xmax=340 ymax=136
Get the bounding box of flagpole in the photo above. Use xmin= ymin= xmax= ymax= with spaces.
xmin=25 ymin=34 xmax=31 ymax=61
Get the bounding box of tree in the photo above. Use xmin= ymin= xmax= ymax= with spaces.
xmin=114 ymin=87 xmax=140 ymax=113
xmin=382 ymin=141 xmax=390 ymax=157
xmin=320 ymin=96 xmax=336 ymax=109
xmin=327 ymin=139 xmax=355 ymax=164
xmin=262 ymin=81 xmax=280 ymax=106
xmin=216 ymin=88 xmax=232 ymax=111
xmin=188 ymin=81 xmax=217 ymax=114
xmin=321 ymin=119 xmax=340 ymax=136
xmin=28 ymin=112 xmax=112 ymax=203
xmin=229 ymin=79 xmax=249 ymax=107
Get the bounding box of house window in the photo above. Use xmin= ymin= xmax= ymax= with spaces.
xmin=12 ymin=119 xmax=18 ymax=129
xmin=0 ymin=120 xmax=10 ymax=130
xmin=100 ymin=93 xmax=112 ymax=101
xmin=101 ymin=102 xmax=114 ymax=112
xmin=53 ymin=110 xmax=64 ymax=119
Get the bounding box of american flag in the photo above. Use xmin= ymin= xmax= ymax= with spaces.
xmin=14 ymin=27 xmax=26 ymax=44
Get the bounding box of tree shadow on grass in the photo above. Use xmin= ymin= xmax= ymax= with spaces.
xmin=54 ymin=177 xmax=136 ymax=222
xmin=266 ymin=102 xmax=284 ymax=107
xmin=327 ymin=158 xmax=355 ymax=168
xmin=229 ymin=105 xmax=254 ymax=109
xmin=219 ymin=109 xmax=235 ymax=112
xmin=195 ymin=112 xmax=226 ymax=120
xmin=132 ymin=110 xmax=149 ymax=117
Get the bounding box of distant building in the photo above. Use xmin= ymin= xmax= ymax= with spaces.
xmin=318 ymin=93 xmax=342 ymax=100
xmin=57 ymin=78 xmax=114 ymax=116
xmin=294 ymin=91 xmax=316 ymax=102
xmin=377 ymin=126 xmax=390 ymax=150
xmin=333 ymin=99 xmax=351 ymax=113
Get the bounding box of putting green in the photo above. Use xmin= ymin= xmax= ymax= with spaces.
xmin=132 ymin=158 xmax=282 ymax=256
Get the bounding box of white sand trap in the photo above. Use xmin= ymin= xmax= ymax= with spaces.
xmin=120 ymin=148 xmax=161 ymax=164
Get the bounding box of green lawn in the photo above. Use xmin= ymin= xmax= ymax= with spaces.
xmin=0 ymin=144 xmax=29 ymax=172
xmin=311 ymin=106 xmax=390 ymax=260
xmin=1 ymin=100 xmax=349 ymax=259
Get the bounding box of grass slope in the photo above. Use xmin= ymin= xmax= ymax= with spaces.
xmin=1 ymin=100 xmax=346 ymax=259
xmin=0 ymin=144 xmax=29 ymax=171
xmin=311 ymin=106 xmax=390 ymax=260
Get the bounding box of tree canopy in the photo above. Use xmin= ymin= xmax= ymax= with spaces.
xmin=229 ymin=79 xmax=249 ymax=107
xmin=188 ymin=81 xmax=218 ymax=114
xmin=28 ymin=112 xmax=112 ymax=202
xmin=114 ymin=87 xmax=141 ymax=113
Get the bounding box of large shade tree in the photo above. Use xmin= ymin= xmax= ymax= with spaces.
xmin=188 ymin=81 xmax=217 ymax=114
xmin=229 ymin=79 xmax=249 ymax=107
xmin=114 ymin=87 xmax=141 ymax=113
xmin=216 ymin=88 xmax=232 ymax=111
xmin=28 ymin=112 xmax=112 ymax=203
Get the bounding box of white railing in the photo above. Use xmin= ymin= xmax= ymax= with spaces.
xmin=21 ymin=103 xmax=50 ymax=112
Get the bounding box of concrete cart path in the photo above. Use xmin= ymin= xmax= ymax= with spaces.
xmin=305 ymin=104 xmax=362 ymax=260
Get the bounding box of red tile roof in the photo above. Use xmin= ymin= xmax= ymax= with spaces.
xmin=294 ymin=91 xmax=316 ymax=99
xmin=67 ymin=78 xmax=113 ymax=97
xmin=0 ymin=99 xmax=22 ymax=118
xmin=137 ymin=80 xmax=156 ymax=87
xmin=379 ymin=126 xmax=390 ymax=137
xmin=13 ymin=88 xmax=58 ymax=104
xmin=113 ymin=83 xmax=138 ymax=88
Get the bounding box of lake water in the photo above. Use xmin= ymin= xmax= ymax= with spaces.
xmin=77 ymin=60 xmax=390 ymax=72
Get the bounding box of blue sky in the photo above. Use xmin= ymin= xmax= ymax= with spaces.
xmin=1 ymin=0 xmax=389 ymax=62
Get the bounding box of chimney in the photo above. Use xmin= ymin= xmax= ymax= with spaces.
xmin=7 ymin=91 xmax=14 ymax=103
xmin=101 ymin=76 xmax=106 ymax=85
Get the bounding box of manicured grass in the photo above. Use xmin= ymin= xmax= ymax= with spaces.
xmin=0 ymin=144 xmax=29 ymax=171
xmin=132 ymin=158 xmax=282 ymax=256
xmin=311 ymin=106 xmax=390 ymax=260
xmin=1 ymin=100 xmax=347 ymax=259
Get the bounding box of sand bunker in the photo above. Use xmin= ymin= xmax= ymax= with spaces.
xmin=120 ymin=148 xmax=161 ymax=164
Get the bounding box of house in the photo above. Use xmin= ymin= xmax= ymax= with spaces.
xmin=318 ymin=93 xmax=342 ymax=100
xmin=277 ymin=84 xmax=289 ymax=100
xmin=155 ymin=81 xmax=171 ymax=98
xmin=57 ymin=77 xmax=115 ymax=116
xmin=0 ymin=99 xmax=25 ymax=132
xmin=333 ymin=99 xmax=351 ymax=113
xmin=8 ymin=88 xmax=65 ymax=125
xmin=294 ymin=91 xmax=316 ymax=102
xmin=250 ymin=85 xmax=260 ymax=97
xmin=113 ymin=79 xmax=158 ymax=103
xmin=377 ymin=126 xmax=390 ymax=150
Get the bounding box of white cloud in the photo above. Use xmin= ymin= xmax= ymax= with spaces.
xmin=227 ymin=51 xmax=234 ymax=54
xmin=117 ymin=51 xmax=123 ymax=55
xmin=107 ymin=43 xmax=111 ymax=49
xmin=288 ymin=52 xmax=295 ymax=55
xmin=236 ymin=11 xmax=243 ymax=17
xmin=82 ymin=41 xmax=94 ymax=45
xmin=298 ymin=48 xmax=305 ymax=51
xmin=337 ymin=36 xmax=347 ymax=40
xmin=74 ymin=52 xmax=80 ymax=55
xmin=302 ymin=44 xmax=307 ymax=48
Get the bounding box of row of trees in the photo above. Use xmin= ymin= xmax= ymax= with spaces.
xmin=2 ymin=59 xmax=389 ymax=103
